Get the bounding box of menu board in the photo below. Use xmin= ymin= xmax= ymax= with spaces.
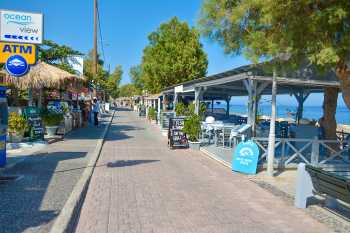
xmin=23 ymin=107 xmax=44 ymax=140
xmin=168 ymin=117 xmax=188 ymax=149
xmin=28 ymin=117 xmax=44 ymax=139
xmin=161 ymin=112 xmax=175 ymax=130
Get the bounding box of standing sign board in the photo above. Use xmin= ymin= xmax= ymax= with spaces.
xmin=22 ymin=107 xmax=44 ymax=140
xmin=168 ymin=117 xmax=188 ymax=149
xmin=0 ymin=10 xmax=43 ymax=44
xmin=161 ymin=112 xmax=175 ymax=130
xmin=0 ymin=42 xmax=37 ymax=64
xmin=232 ymin=140 xmax=260 ymax=174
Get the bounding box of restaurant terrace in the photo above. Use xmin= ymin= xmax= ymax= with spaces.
xmin=160 ymin=63 xmax=349 ymax=172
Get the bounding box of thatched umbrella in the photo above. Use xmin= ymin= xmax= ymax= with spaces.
xmin=3 ymin=61 xmax=84 ymax=106
xmin=5 ymin=61 xmax=78 ymax=89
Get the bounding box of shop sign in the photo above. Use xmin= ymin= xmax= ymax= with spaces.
xmin=0 ymin=10 xmax=43 ymax=44
xmin=232 ymin=140 xmax=260 ymax=174
xmin=5 ymin=55 xmax=30 ymax=77
xmin=175 ymin=85 xmax=183 ymax=93
xmin=0 ymin=42 xmax=37 ymax=64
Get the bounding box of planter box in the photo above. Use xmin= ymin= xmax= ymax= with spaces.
xmin=188 ymin=141 xmax=200 ymax=150
xmin=9 ymin=132 xmax=24 ymax=143
xmin=45 ymin=126 xmax=58 ymax=137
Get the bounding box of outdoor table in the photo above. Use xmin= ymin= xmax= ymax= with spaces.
xmin=201 ymin=122 xmax=214 ymax=144
xmin=212 ymin=123 xmax=238 ymax=147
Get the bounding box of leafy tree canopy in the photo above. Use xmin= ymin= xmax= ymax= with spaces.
xmin=83 ymin=50 xmax=109 ymax=89
xmin=38 ymin=40 xmax=82 ymax=74
xmin=118 ymin=84 xmax=138 ymax=97
xmin=141 ymin=17 xmax=208 ymax=93
xmin=129 ymin=65 xmax=144 ymax=95
xmin=106 ymin=65 xmax=123 ymax=98
xmin=198 ymin=0 xmax=350 ymax=109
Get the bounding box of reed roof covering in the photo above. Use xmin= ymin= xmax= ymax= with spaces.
xmin=4 ymin=61 xmax=82 ymax=89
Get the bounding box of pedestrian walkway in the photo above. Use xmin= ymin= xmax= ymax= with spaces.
xmin=0 ymin=113 xmax=113 ymax=233
xmin=75 ymin=109 xmax=331 ymax=233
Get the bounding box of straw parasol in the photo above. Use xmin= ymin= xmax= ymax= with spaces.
xmin=5 ymin=61 xmax=79 ymax=89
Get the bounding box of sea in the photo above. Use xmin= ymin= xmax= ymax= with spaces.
xmin=213 ymin=104 xmax=350 ymax=124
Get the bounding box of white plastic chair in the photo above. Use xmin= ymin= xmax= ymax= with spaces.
xmin=205 ymin=116 xmax=215 ymax=124
xmin=229 ymin=124 xmax=252 ymax=148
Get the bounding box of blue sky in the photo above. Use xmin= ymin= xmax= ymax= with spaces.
xmin=0 ymin=0 xmax=347 ymax=107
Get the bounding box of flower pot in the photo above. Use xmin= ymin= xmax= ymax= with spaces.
xmin=188 ymin=141 xmax=200 ymax=150
xmin=9 ymin=132 xmax=24 ymax=143
xmin=151 ymin=120 xmax=157 ymax=124
xmin=45 ymin=126 xmax=58 ymax=137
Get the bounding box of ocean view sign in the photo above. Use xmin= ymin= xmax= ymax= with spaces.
xmin=0 ymin=10 xmax=43 ymax=44
xmin=232 ymin=140 xmax=260 ymax=174
xmin=0 ymin=42 xmax=37 ymax=64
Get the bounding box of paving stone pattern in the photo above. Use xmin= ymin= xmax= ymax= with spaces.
xmin=0 ymin=114 xmax=111 ymax=233
xmin=75 ymin=109 xmax=332 ymax=233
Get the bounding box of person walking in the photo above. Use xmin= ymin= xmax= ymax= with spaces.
xmin=92 ymin=97 xmax=100 ymax=127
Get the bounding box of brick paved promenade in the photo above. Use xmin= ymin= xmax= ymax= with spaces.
xmin=75 ymin=109 xmax=331 ymax=233
xmin=0 ymin=113 xmax=112 ymax=233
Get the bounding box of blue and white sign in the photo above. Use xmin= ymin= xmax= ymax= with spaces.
xmin=5 ymin=55 xmax=29 ymax=77
xmin=0 ymin=10 xmax=43 ymax=44
xmin=232 ymin=140 xmax=260 ymax=174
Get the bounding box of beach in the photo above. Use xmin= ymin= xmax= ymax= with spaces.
xmin=209 ymin=104 xmax=350 ymax=133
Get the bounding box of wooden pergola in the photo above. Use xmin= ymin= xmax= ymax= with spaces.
xmin=162 ymin=63 xmax=340 ymax=133
xmin=161 ymin=63 xmax=342 ymax=174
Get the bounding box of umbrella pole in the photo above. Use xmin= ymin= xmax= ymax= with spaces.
xmin=38 ymin=88 xmax=43 ymax=108
xmin=28 ymin=88 xmax=33 ymax=106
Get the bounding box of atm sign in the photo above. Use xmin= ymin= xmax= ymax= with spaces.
xmin=0 ymin=42 xmax=37 ymax=64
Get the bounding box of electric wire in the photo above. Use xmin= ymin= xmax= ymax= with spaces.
xmin=96 ymin=0 xmax=106 ymax=64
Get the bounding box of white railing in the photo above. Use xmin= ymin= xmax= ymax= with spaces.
xmin=252 ymin=137 xmax=350 ymax=167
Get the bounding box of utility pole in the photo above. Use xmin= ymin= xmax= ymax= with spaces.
xmin=92 ymin=0 xmax=98 ymax=97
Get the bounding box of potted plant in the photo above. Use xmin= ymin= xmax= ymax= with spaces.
xmin=147 ymin=107 xmax=157 ymax=124
xmin=42 ymin=112 xmax=64 ymax=136
xmin=183 ymin=113 xmax=201 ymax=150
xmin=175 ymin=102 xmax=187 ymax=116
xmin=8 ymin=112 xmax=28 ymax=143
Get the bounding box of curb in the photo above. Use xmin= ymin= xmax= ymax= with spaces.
xmin=200 ymin=147 xmax=232 ymax=169
xmin=49 ymin=110 xmax=115 ymax=233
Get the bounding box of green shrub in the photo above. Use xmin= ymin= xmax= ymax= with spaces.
xmin=199 ymin=102 xmax=207 ymax=116
xmin=8 ymin=112 xmax=28 ymax=133
xmin=148 ymin=107 xmax=157 ymax=121
xmin=175 ymin=102 xmax=187 ymax=116
xmin=42 ymin=112 xmax=64 ymax=126
xmin=187 ymin=103 xmax=195 ymax=116
xmin=183 ymin=114 xmax=201 ymax=142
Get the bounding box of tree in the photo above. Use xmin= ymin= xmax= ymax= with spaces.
xmin=129 ymin=65 xmax=144 ymax=95
xmin=198 ymin=0 xmax=349 ymax=139
xmin=118 ymin=84 xmax=137 ymax=97
xmin=141 ymin=17 xmax=208 ymax=93
xmin=106 ymin=65 xmax=123 ymax=98
xmin=38 ymin=40 xmax=82 ymax=74
xmin=83 ymin=50 xmax=109 ymax=90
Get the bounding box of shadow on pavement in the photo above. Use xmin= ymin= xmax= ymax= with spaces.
xmin=105 ymin=124 xmax=144 ymax=142
xmin=106 ymin=160 xmax=160 ymax=168
xmin=0 ymin=151 xmax=87 ymax=233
